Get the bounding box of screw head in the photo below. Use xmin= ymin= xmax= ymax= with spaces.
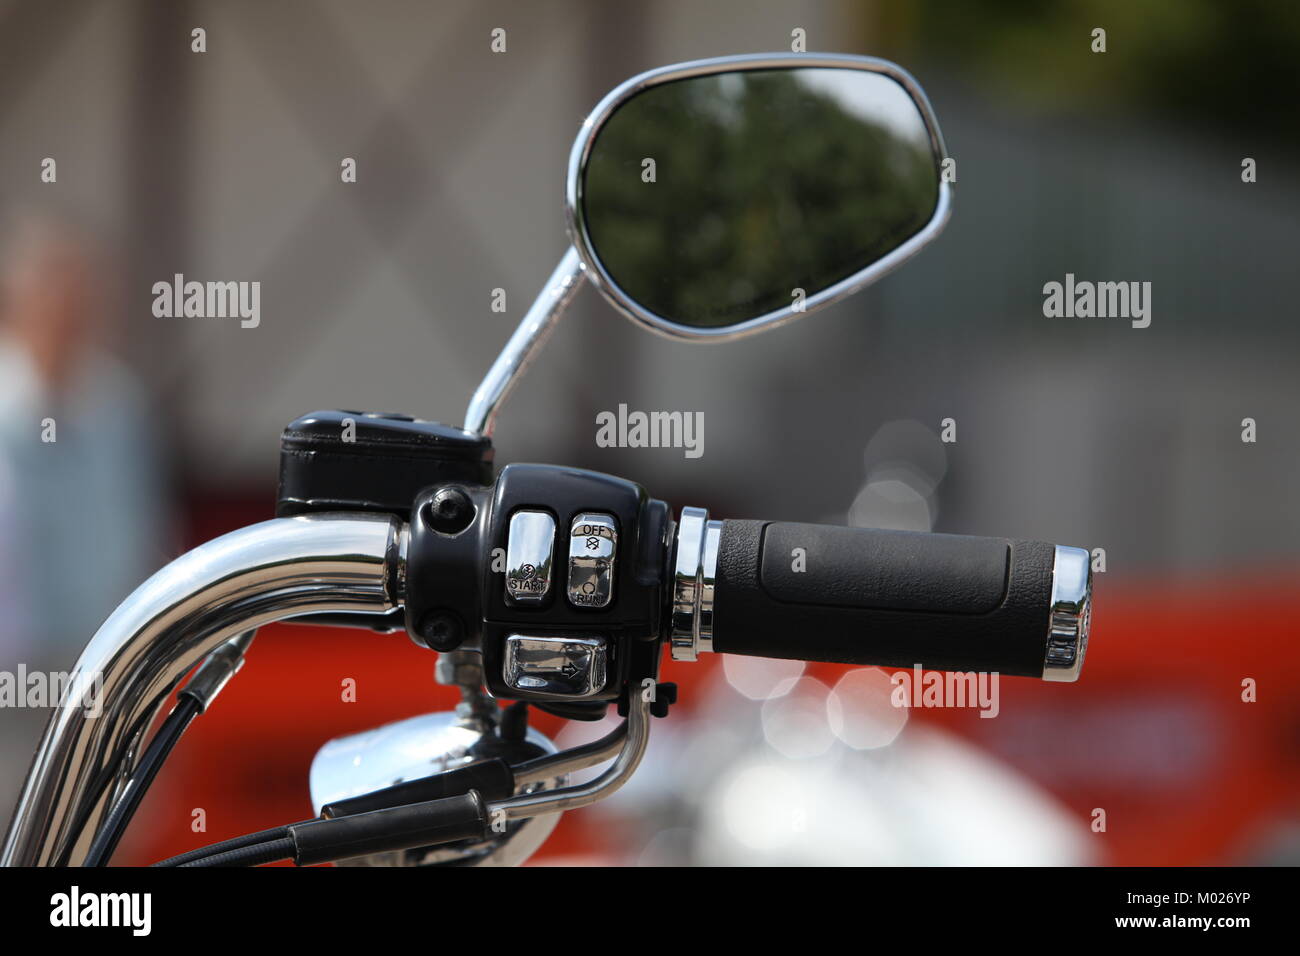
xmin=417 ymin=610 xmax=464 ymax=651
xmin=423 ymin=486 xmax=475 ymax=535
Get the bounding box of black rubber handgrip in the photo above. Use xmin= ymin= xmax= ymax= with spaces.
xmin=713 ymin=521 xmax=1077 ymax=678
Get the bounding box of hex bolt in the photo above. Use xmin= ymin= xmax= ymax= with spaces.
xmin=423 ymin=486 xmax=475 ymax=535
xmin=435 ymin=647 xmax=483 ymax=686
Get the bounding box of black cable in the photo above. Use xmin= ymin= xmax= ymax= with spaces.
xmin=160 ymin=791 xmax=492 ymax=868
xmin=179 ymin=836 xmax=297 ymax=868
xmin=152 ymin=759 xmax=511 ymax=867
xmin=83 ymin=694 xmax=202 ymax=867
xmin=291 ymin=792 xmax=488 ymax=866
xmin=151 ymin=823 xmax=299 ymax=867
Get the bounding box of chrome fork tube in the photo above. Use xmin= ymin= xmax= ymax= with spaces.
xmin=1 ymin=513 xmax=406 ymax=867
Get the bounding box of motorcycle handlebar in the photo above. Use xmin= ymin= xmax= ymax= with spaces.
xmin=676 ymin=515 xmax=1091 ymax=681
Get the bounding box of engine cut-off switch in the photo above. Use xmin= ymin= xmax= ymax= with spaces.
xmin=567 ymin=513 xmax=617 ymax=608
xmin=505 ymin=510 xmax=556 ymax=604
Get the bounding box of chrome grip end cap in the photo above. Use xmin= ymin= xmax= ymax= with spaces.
xmin=1042 ymin=545 xmax=1092 ymax=682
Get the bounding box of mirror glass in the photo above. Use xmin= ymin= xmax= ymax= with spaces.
xmin=579 ymin=67 xmax=941 ymax=330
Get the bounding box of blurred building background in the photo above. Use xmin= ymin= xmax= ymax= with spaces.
xmin=0 ymin=0 xmax=1297 ymax=865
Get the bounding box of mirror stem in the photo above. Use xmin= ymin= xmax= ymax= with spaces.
xmin=464 ymin=247 xmax=586 ymax=437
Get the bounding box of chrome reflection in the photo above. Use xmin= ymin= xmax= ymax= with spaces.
xmin=2 ymin=513 xmax=404 ymax=867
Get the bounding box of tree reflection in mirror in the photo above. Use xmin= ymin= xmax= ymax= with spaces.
xmin=581 ymin=68 xmax=940 ymax=328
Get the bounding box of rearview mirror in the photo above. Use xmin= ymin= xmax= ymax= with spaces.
xmin=466 ymin=53 xmax=952 ymax=435
xmin=567 ymin=53 xmax=950 ymax=339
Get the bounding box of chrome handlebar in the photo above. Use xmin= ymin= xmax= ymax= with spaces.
xmin=1 ymin=514 xmax=405 ymax=867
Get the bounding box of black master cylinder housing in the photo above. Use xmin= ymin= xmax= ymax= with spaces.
xmin=276 ymin=409 xmax=493 ymax=520
xmin=275 ymin=409 xmax=493 ymax=634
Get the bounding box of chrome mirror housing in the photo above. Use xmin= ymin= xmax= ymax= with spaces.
xmin=566 ymin=52 xmax=952 ymax=340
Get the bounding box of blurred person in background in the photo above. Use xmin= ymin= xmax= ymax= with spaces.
xmin=0 ymin=212 xmax=167 ymax=830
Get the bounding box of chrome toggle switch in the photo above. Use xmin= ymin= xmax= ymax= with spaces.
xmin=567 ymin=513 xmax=617 ymax=608
xmin=502 ymin=635 xmax=608 ymax=698
xmin=505 ymin=510 xmax=556 ymax=604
